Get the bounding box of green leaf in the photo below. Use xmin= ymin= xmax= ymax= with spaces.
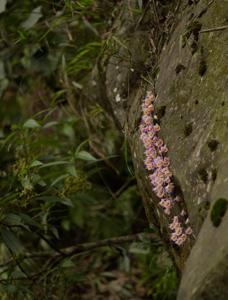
xmin=30 ymin=160 xmax=43 ymax=168
xmin=0 ymin=228 xmax=24 ymax=254
xmin=0 ymin=0 xmax=7 ymax=14
xmin=43 ymin=121 xmax=58 ymax=128
xmin=23 ymin=118 xmax=41 ymax=129
xmin=61 ymin=219 xmax=70 ymax=231
xmin=3 ymin=214 xmax=30 ymax=231
xmin=37 ymin=195 xmax=73 ymax=207
xmin=38 ymin=161 xmax=70 ymax=168
xmin=50 ymin=174 xmax=69 ymax=187
xmin=0 ymin=192 xmax=19 ymax=205
xmin=137 ymin=0 xmax=143 ymax=9
xmin=75 ymin=150 xmax=97 ymax=162
xmin=75 ymin=139 xmax=89 ymax=153
xmin=31 ymin=174 xmax=47 ymax=187
xmin=66 ymin=165 xmax=77 ymax=177
xmin=51 ymin=227 xmax=59 ymax=239
xmin=21 ymin=175 xmax=33 ymax=190
xmin=129 ymin=242 xmax=150 ymax=255
xmin=59 ymin=197 xmax=74 ymax=207
xmin=22 ymin=6 xmax=42 ymax=30
xmin=61 ymin=258 xmax=75 ymax=268
xmin=18 ymin=213 xmax=41 ymax=228
xmin=3 ymin=213 xmax=22 ymax=225
xmin=62 ymin=123 xmax=75 ymax=140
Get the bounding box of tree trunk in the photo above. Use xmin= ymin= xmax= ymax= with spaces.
xmin=86 ymin=0 xmax=228 ymax=297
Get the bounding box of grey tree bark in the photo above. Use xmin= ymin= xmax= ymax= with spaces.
xmin=86 ymin=0 xmax=228 ymax=298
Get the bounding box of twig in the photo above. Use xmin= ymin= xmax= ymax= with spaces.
xmin=208 ymin=0 xmax=215 ymax=6
xmin=62 ymin=232 xmax=158 ymax=256
xmin=2 ymin=222 xmax=65 ymax=257
xmin=114 ymin=177 xmax=135 ymax=198
xmin=5 ymin=246 xmax=30 ymax=281
xmin=151 ymin=0 xmax=162 ymax=32
xmin=79 ymin=103 xmax=120 ymax=176
xmin=135 ymin=0 xmax=151 ymax=30
xmin=0 ymin=232 xmax=159 ymax=282
xmin=200 ymin=25 xmax=228 ymax=33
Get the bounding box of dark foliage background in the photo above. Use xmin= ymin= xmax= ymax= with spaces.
xmin=0 ymin=1 xmax=178 ymax=299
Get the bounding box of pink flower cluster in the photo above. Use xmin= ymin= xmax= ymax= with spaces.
xmin=169 ymin=216 xmax=193 ymax=246
xmin=139 ymin=92 xmax=193 ymax=246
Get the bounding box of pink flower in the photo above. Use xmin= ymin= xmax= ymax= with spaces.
xmin=160 ymin=145 xmax=168 ymax=153
xmin=153 ymin=124 xmax=160 ymax=132
xmin=175 ymin=227 xmax=182 ymax=236
xmin=161 ymin=167 xmax=173 ymax=178
xmin=146 ymin=125 xmax=155 ymax=132
xmin=159 ymin=198 xmax=172 ymax=209
xmin=165 ymin=183 xmax=174 ymax=194
xmin=155 ymin=138 xmax=163 ymax=148
xmin=142 ymin=115 xmax=152 ymax=125
xmin=164 ymin=176 xmax=172 ymax=184
xmin=171 ymin=233 xmax=178 ymax=241
xmin=175 ymin=239 xmax=184 ymax=246
xmin=153 ymin=157 xmax=164 ymax=168
xmin=156 ymin=188 xmax=165 ymax=198
xmin=152 ymin=186 xmax=164 ymax=198
xmin=185 ymin=227 xmax=193 ymax=235
xmin=176 ymin=233 xmax=187 ymax=245
xmin=153 ymin=177 xmax=164 ymax=186
xmin=145 ymin=93 xmax=155 ymax=102
xmin=172 ymin=216 xmax=179 ymax=224
xmin=140 ymin=92 xmax=190 ymax=246
xmin=144 ymin=159 xmax=155 ymax=171
xmin=163 ymin=157 xmax=170 ymax=167
xmin=169 ymin=223 xmax=175 ymax=230
xmin=143 ymin=104 xmax=154 ymax=114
